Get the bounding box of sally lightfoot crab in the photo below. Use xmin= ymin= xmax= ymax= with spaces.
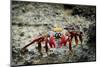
xmin=21 ymin=25 xmax=83 ymax=55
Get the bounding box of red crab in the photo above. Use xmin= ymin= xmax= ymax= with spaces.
xmin=21 ymin=30 xmax=83 ymax=55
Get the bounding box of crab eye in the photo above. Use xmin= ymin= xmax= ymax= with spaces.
xmin=54 ymin=33 xmax=57 ymax=37
xmin=58 ymin=33 xmax=61 ymax=36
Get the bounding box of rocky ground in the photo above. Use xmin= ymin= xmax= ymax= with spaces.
xmin=11 ymin=1 xmax=96 ymax=66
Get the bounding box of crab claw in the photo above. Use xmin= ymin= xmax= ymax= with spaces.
xmin=49 ymin=34 xmax=56 ymax=48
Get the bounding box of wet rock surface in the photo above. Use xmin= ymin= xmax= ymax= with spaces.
xmin=11 ymin=1 xmax=96 ymax=66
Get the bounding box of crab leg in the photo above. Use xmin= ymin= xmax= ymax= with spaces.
xmin=59 ymin=35 xmax=68 ymax=48
xmin=74 ymin=35 xmax=78 ymax=46
xmin=79 ymin=32 xmax=83 ymax=44
xmin=37 ymin=42 xmax=42 ymax=55
xmin=69 ymin=38 xmax=72 ymax=51
xmin=44 ymin=37 xmax=49 ymax=54
xmin=21 ymin=36 xmax=44 ymax=52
